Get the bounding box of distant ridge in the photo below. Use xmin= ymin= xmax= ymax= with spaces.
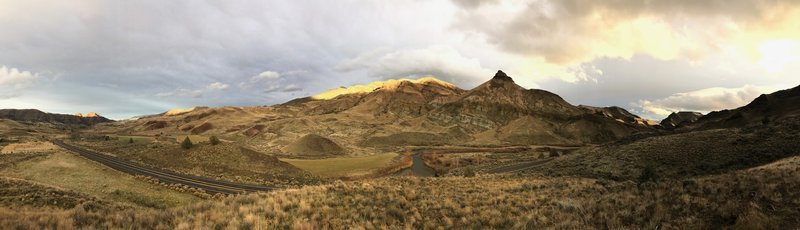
xmin=113 ymin=70 xmax=659 ymax=153
xmin=0 ymin=109 xmax=112 ymax=125
xmin=688 ymin=84 xmax=800 ymax=129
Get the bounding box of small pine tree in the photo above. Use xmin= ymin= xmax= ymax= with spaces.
xmin=209 ymin=136 xmax=220 ymax=145
xmin=128 ymin=138 xmax=134 ymax=144
xmin=181 ymin=136 xmax=193 ymax=149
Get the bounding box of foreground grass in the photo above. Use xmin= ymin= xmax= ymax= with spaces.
xmin=281 ymin=153 xmax=398 ymax=178
xmin=0 ymin=151 xmax=199 ymax=208
xmin=2 ymin=156 xmax=798 ymax=229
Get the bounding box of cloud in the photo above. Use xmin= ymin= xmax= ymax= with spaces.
xmin=252 ymin=71 xmax=282 ymax=81
xmin=0 ymin=66 xmax=39 ymax=98
xmin=244 ymin=69 xmax=308 ymax=94
xmin=206 ymin=82 xmax=229 ymax=90
xmin=0 ymin=66 xmax=38 ymax=89
xmin=157 ymin=81 xmax=231 ymax=98
xmin=451 ymin=0 xmax=498 ymax=9
xmin=636 ymin=85 xmax=780 ymax=117
xmin=336 ymin=46 xmax=493 ymax=83
xmin=282 ymin=84 xmax=302 ymax=92
xmin=2 ymin=1 xmax=799 ymax=119
xmin=155 ymin=89 xmax=204 ymax=98
xmin=452 ymin=0 xmax=800 ymax=82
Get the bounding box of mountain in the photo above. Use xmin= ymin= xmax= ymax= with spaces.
xmin=0 ymin=109 xmax=112 ymax=126
xmin=688 ymin=84 xmax=800 ymax=129
xmin=578 ymin=105 xmax=659 ymax=127
xmin=97 ymin=71 xmax=655 ymax=154
xmin=660 ymin=111 xmax=703 ymax=129
xmin=429 ymin=71 xmax=652 ymax=145
xmin=283 ymin=77 xmax=463 ymax=116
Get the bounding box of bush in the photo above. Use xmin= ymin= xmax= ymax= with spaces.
xmin=637 ymin=166 xmax=658 ymax=184
xmin=209 ymin=136 xmax=220 ymax=145
xmin=128 ymin=138 xmax=134 ymax=144
xmin=181 ymin=137 xmax=193 ymax=149
xmin=549 ymin=150 xmax=560 ymax=158
xmin=463 ymin=167 xmax=476 ymax=177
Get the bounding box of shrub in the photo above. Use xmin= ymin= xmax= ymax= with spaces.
xmin=209 ymin=136 xmax=220 ymax=145
xmin=128 ymin=138 xmax=134 ymax=144
xmin=181 ymin=137 xmax=193 ymax=149
xmin=463 ymin=167 xmax=475 ymax=177
xmin=549 ymin=149 xmax=560 ymax=157
xmin=637 ymin=165 xmax=658 ymax=184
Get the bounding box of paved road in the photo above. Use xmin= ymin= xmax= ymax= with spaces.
xmin=53 ymin=140 xmax=272 ymax=195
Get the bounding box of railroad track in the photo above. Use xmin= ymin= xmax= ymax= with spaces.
xmin=52 ymin=140 xmax=272 ymax=195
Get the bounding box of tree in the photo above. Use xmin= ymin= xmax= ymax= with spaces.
xmin=209 ymin=135 xmax=220 ymax=145
xmin=181 ymin=136 xmax=193 ymax=149
xmin=128 ymin=138 xmax=134 ymax=144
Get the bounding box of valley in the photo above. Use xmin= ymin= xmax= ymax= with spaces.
xmin=1 ymin=72 xmax=799 ymax=228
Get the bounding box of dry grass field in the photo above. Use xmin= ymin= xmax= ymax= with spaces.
xmin=0 ymin=151 xmax=199 ymax=208
xmin=281 ymin=152 xmax=399 ymax=178
xmin=174 ymin=134 xmax=208 ymax=144
xmin=113 ymin=135 xmax=155 ymax=144
xmin=2 ymin=158 xmax=798 ymax=229
xmin=522 ymin=117 xmax=800 ymax=181
xmin=0 ymin=141 xmax=58 ymax=154
xmin=72 ymin=139 xmax=320 ymax=187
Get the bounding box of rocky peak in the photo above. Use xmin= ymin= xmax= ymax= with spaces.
xmin=492 ymin=70 xmax=513 ymax=82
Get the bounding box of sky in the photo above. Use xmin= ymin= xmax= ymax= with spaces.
xmin=1 ymin=0 xmax=799 ymax=120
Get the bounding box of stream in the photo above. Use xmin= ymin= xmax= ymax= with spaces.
xmin=395 ymin=151 xmax=436 ymax=177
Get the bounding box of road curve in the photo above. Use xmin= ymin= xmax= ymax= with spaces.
xmin=53 ymin=140 xmax=272 ymax=195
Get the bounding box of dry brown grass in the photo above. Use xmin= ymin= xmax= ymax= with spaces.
xmin=72 ymin=140 xmax=320 ymax=188
xmin=523 ymin=117 xmax=800 ymax=181
xmin=3 ymin=158 xmax=798 ymax=229
xmin=281 ymin=152 xmax=398 ymax=178
xmin=0 ymin=151 xmax=200 ymax=208
xmin=0 ymin=141 xmax=58 ymax=154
